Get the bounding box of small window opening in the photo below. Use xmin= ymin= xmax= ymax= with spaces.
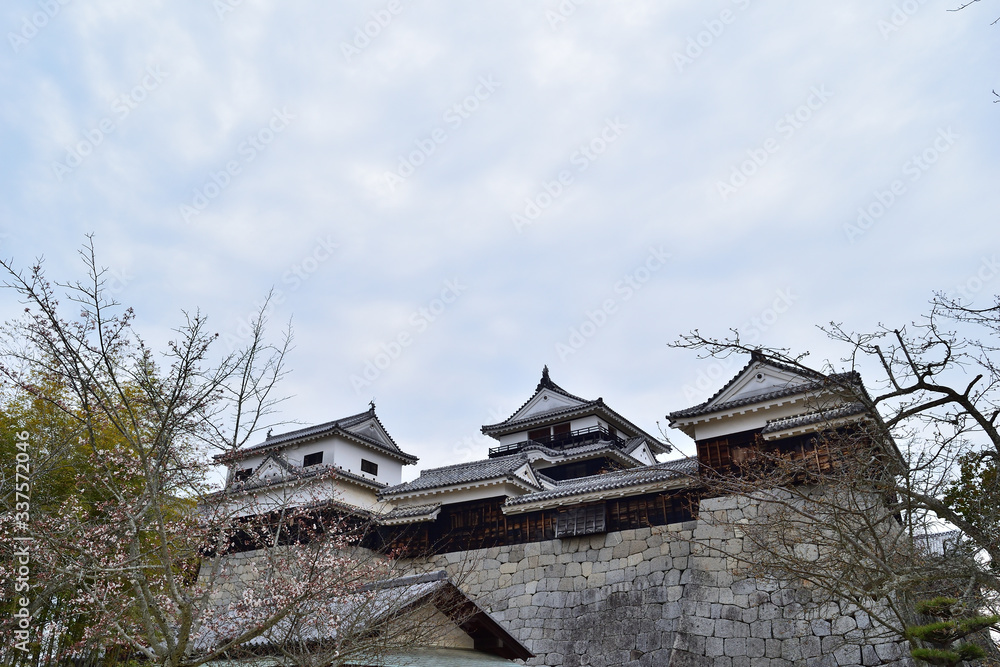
xmin=361 ymin=459 xmax=378 ymax=475
xmin=303 ymin=452 xmax=323 ymax=467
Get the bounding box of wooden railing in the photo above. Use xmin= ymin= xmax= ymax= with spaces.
xmin=488 ymin=425 xmax=624 ymax=458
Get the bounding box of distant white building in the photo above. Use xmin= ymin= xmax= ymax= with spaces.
xmin=212 ymin=405 xmax=418 ymax=516
xmin=378 ymin=366 xmax=673 ymax=531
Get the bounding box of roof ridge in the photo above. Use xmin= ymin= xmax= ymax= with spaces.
xmin=408 ymin=452 xmax=527 ymax=476
xmin=491 ymin=367 xmax=594 ymax=428
xmin=216 ymin=406 xmax=418 ymax=463
xmin=692 ymin=353 xmax=828 ymax=414
xmin=360 ymin=570 xmax=449 ymax=591
xmin=505 ymin=457 xmax=698 ymax=506
xmin=482 ymin=400 xmax=601 ymax=432
xmin=669 ymin=352 xmax=863 ymax=420
xmin=535 ymin=365 xmax=591 ymax=402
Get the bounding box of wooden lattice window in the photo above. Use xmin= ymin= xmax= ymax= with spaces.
xmin=555 ymin=504 xmax=607 ymax=538
xmin=361 ymin=459 xmax=378 ymax=475
xmin=303 ymin=452 xmax=323 ymax=467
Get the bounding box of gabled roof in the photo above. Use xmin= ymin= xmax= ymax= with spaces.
xmin=622 ymin=436 xmax=656 ymax=465
xmin=482 ymin=367 xmax=670 ymax=454
xmin=206 ymin=454 xmax=387 ymax=501
xmin=347 ymin=648 xmax=521 ymax=666
xmin=212 ymin=571 xmax=532 ymax=662
xmin=356 ymin=572 xmax=533 ymax=661
xmin=518 ymin=439 xmax=646 ymax=468
xmin=379 ymin=454 xmax=542 ymax=499
xmin=503 ymin=457 xmax=698 ymax=512
xmin=668 ymin=352 xmax=862 ymax=428
xmin=215 ymin=406 xmax=418 ymax=465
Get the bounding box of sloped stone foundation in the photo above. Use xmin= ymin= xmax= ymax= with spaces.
xmin=400 ymin=496 xmax=914 ymax=667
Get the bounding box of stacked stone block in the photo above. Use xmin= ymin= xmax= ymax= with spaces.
xmin=401 ymin=495 xmax=915 ymax=667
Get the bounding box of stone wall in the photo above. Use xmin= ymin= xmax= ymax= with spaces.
xmin=399 ymin=495 xmax=915 ymax=667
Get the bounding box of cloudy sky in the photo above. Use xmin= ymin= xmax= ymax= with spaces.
xmin=2 ymin=0 xmax=997 ymax=478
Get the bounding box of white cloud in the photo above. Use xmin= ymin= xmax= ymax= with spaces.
xmin=1 ymin=0 xmax=998 ymax=473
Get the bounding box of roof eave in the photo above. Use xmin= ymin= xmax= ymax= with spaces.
xmin=379 ymin=507 xmax=443 ymax=526
xmin=379 ymin=476 xmax=539 ymax=502
xmin=214 ymin=426 xmax=418 ymax=466
xmin=483 ymin=402 xmax=669 ymax=452
xmin=502 ymin=475 xmax=695 ymax=514
xmin=669 ymin=392 xmax=821 ymax=433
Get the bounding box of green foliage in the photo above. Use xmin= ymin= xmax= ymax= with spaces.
xmin=908 ymin=597 xmax=999 ymax=666
xmin=944 ymin=452 xmax=1000 ymax=553
xmin=957 ymin=643 xmax=987 ymax=661
xmin=911 ymin=647 xmax=962 ymax=666
xmin=958 ymin=615 xmax=1000 ymax=637
xmin=908 ymin=620 xmax=961 ymax=645
xmin=915 ymin=598 xmax=958 ymax=618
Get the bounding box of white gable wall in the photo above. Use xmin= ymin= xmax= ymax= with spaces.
xmin=213 ymin=477 xmax=381 ymax=517
xmin=709 ymin=363 xmax=809 ymax=408
xmin=511 ymin=389 xmax=585 ymax=421
xmin=330 ymin=440 xmax=403 ymax=486
xmin=229 ymin=434 xmax=405 ymax=487
xmin=691 ymin=400 xmax=809 ymax=441
xmin=229 ymin=454 xmax=265 ymax=482
xmin=630 ymin=444 xmax=654 ymax=465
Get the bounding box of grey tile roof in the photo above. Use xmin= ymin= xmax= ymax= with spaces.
xmin=481 ymin=369 xmax=670 ymax=453
xmin=761 ymin=402 xmax=868 ymax=435
xmin=212 ymin=458 xmax=386 ymax=497
xmin=380 ymin=503 xmax=442 ymax=523
xmin=622 ymin=436 xmax=649 ymax=456
xmin=380 ymin=453 xmax=540 ymax=497
xmin=215 ymin=570 xmax=532 ymax=661
xmin=483 ymin=367 xmax=595 ymax=423
xmin=518 ymin=439 xmax=643 ymax=466
xmin=345 ymin=648 xmax=520 ymax=666
xmin=482 ymin=400 xmax=601 ymax=433
xmin=505 ymin=457 xmax=698 ymax=507
xmin=215 ymin=407 xmax=418 ymax=464
xmin=668 ymin=354 xmax=862 ymax=420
